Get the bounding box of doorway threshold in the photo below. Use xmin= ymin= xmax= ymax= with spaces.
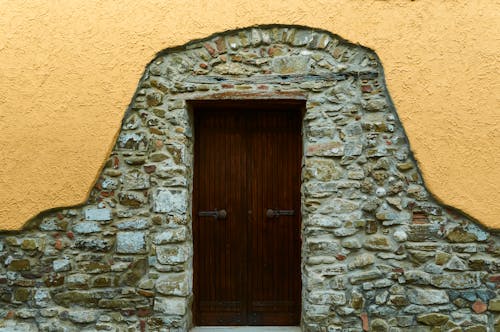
xmin=191 ymin=327 xmax=301 ymax=332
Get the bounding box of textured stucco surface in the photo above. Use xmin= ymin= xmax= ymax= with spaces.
xmin=0 ymin=0 xmax=498 ymax=230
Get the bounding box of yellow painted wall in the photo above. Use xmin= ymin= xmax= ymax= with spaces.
xmin=0 ymin=0 xmax=498 ymax=230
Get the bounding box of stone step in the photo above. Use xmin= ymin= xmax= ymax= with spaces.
xmin=191 ymin=327 xmax=301 ymax=332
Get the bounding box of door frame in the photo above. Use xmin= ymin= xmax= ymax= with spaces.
xmin=190 ymin=99 xmax=306 ymax=326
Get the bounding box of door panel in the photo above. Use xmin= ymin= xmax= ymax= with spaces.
xmin=247 ymin=110 xmax=301 ymax=325
xmin=193 ymin=102 xmax=302 ymax=326
xmin=194 ymin=110 xmax=247 ymax=325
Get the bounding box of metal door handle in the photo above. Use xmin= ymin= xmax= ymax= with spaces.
xmin=266 ymin=209 xmax=295 ymax=218
xmin=198 ymin=209 xmax=227 ymax=220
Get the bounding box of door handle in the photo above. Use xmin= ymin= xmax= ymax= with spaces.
xmin=266 ymin=209 xmax=295 ymax=218
xmin=198 ymin=209 xmax=227 ymax=220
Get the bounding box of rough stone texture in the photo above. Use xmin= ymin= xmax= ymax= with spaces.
xmin=0 ymin=26 xmax=498 ymax=331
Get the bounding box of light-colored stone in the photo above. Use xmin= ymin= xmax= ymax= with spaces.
xmin=156 ymin=273 xmax=189 ymax=296
xmin=156 ymin=245 xmax=190 ymax=265
xmin=154 ymin=228 xmax=187 ymax=244
xmin=152 ymin=188 xmax=188 ymax=214
xmin=68 ymin=310 xmax=98 ymax=323
xmin=348 ymin=253 xmax=375 ymax=270
xmin=52 ymin=258 xmax=71 ymax=272
xmin=84 ymin=208 xmax=112 ymax=221
xmin=407 ymin=288 xmax=449 ymax=305
xmin=34 ymin=289 xmax=50 ymax=308
xmin=116 ymin=232 xmax=146 ymax=254
xmin=154 ymin=296 xmax=187 ymax=315
xmin=308 ymin=290 xmax=346 ymax=305
xmin=73 ymin=221 xmax=101 ymax=234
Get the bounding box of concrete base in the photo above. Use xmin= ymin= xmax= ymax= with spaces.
xmin=191 ymin=327 xmax=301 ymax=332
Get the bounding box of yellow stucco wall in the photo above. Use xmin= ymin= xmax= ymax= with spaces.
xmin=0 ymin=0 xmax=498 ymax=231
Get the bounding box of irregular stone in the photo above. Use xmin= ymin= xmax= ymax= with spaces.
xmin=98 ymin=298 xmax=135 ymax=309
xmin=8 ymin=259 xmax=30 ymax=271
xmin=138 ymin=279 xmax=155 ymax=290
xmin=443 ymin=321 xmax=461 ymax=332
xmin=73 ymin=221 xmax=101 ymax=234
xmin=306 ymin=235 xmax=341 ymax=255
xmin=407 ymin=288 xmax=449 ymax=305
xmin=154 ymin=296 xmax=187 ymax=315
xmin=393 ymin=230 xmax=408 ymax=242
xmin=79 ymin=261 xmax=111 ymax=274
xmin=308 ymin=290 xmax=346 ymax=305
xmin=370 ymin=318 xmax=389 ymax=332
xmin=116 ymin=232 xmax=146 ymax=254
xmin=407 ymin=184 xmax=427 ymax=200
xmin=489 ymin=298 xmax=500 ymax=311
xmin=416 ymin=313 xmax=449 ymax=326
xmin=125 ymin=156 xmax=146 ymax=165
xmin=347 ymin=165 xmax=364 ymax=179
xmin=15 ymin=308 xmax=36 ymax=318
xmin=74 ymin=238 xmax=114 ymax=252
xmin=156 ymin=245 xmax=190 ymax=265
xmin=39 ymin=218 xmax=68 ymax=231
xmin=333 ymin=227 xmax=359 ymax=237
xmin=154 ymin=228 xmax=187 ymax=244
xmin=349 ymin=270 xmax=383 ymax=284
xmin=341 ymin=238 xmax=362 ymax=249
xmin=271 ymin=55 xmax=310 ymax=74
xmin=386 ymin=196 xmax=403 ymax=210
xmin=13 ymin=288 xmax=30 ymax=302
xmin=122 ymin=259 xmax=148 ymax=286
xmin=43 ymin=273 xmax=64 ymax=287
xmin=446 ymin=227 xmax=477 ymax=243
xmin=306 ymin=140 xmax=344 ymax=157
xmin=34 ymin=289 xmax=51 ymax=308
xmin=20 ymin=239 xmax=38 ymax=250
xmin=463 ymin=325 xmax=487 ymax=332
xmin=396 ymin=162 xmax=413 ymax=171
xmin=363 ymin=98 xmax=387 ymax=111
xmin=304 ymin=158 xmax=342 ymax=181
xmin=152 ymin=188 xmax=188 ymax=214
xmin=435 ymin=251 xmax=451 ymax=265
xmin=66 ymin=274 xmax=90 ymax=289
xmin=122 ymin=169 xmax=150 ymax=190
xmin=476 ymin=289 xmax=496 ymax=302
xmin=363 ymin=235 xmax=394 ymax=251
xmin=156 ymin=273 xmax=189 ymax=296
xmin=118 ymin=192 xmax=145 ymax=207
xmin=348 ymin=253 xmax=375 ymax=270
xmin=472 ymin=300 xmax=487 ymax=313
xmin=92 ymin=276 xmax=112 ymax=288
xmin=430 ymin=272 xmax=481 ymax=289
xmin=404 ymin=270 xmax=431 ymax=285
xmin=68 ymin=310 xmax=98 ymax=324
xmin=150 ymin=153 xmax=169 ymax=162
xmin=53 ymin=291 xmax=99 ymax=307
xmin=117 ymin=132 xmax=148 ymax=150
xmin=320 ymin=198 xmax=359 ymax=215
xmin=444 ymin=255 xmax=467 ymax=271
xmin=52 ymin=258 xmax=71 ymax=272
xmin=116 ymin=219 xmax=149 ymax=230
xmin=84 ymin=208 xmax=112 ymax=221
xmin=360 ymin=312 xmax=369 ymax=331
xmin=464 ymin=223 xmax=489 ymax=241
xmin=306 ymin=215 xmax=342 ymax=228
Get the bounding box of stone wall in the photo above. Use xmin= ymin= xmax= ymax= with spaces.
xmin=0 ymin=26 xmax=498 ymax=331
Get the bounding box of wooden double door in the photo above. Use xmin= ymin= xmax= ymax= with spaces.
xmin=193 ymin=101 xmax=302 ymax=326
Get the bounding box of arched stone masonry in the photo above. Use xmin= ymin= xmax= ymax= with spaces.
xmin=0 ymin=26 xmax=499 ymax=331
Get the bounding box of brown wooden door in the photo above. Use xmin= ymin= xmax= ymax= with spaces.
xmin=193 ymin=101 xmax=302 ymax=326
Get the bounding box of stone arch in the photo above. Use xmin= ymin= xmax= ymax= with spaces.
xmin=0 ymin=25 xmax=498 ymax=331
